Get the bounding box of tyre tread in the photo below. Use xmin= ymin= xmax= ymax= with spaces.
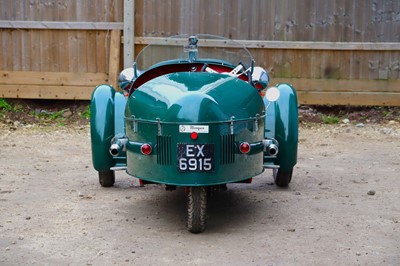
xmin=99 ymin=171 xmax=115 ymax=187
xmin=274 ymin=169 xmax=293 ymax=187
xmin=187 ymin=187 xmax=207 ymax=233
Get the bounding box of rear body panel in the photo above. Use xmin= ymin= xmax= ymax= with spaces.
xmin=124 ymin=72 xmax=265 ymax=186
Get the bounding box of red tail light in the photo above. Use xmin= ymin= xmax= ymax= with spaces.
xmin=239 ymin=142 xmax=250 ymax=154
xmin=190 ymin=132 xmax=198 ymax=140
xmin=141 ymin=143 xmax=152 ymax=155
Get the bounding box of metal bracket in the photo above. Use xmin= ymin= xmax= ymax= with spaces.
xmin=229 ymin=116 xmax=235 ymax=135
xmin=254 ymin=114 xmax=260 ymax=132
xmin=131 ymin=115 xmax=138 ymax=132
xmin=157 ymin=118 xmax=162 ymax=136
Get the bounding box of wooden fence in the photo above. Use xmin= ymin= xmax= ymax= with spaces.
xmin=0 ymin=0 xmax=124 ymax=100
xmin=0 ymin=0 xmax=399 ymax=105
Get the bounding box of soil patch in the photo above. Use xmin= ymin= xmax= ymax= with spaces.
xmin=1 ymin=99 xmax=399 ymax=129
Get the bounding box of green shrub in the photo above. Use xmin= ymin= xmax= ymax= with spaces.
xmin=81 ymin=105 xmax=90 ymax=119
xmin=321 ymin=114 xmax=340 ymax=124
xmin=0 ymin=98 xmax=11 ymax=111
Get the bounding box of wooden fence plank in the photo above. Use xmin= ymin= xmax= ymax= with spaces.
xmin=59 ymin=30 xmax=70 ymax=72
xmin=2 ymin=29 xmax=12 ymax=70
xmin=87 ymin=31 xmax=98 ymax=72
xmin=40 ymin=29 xmax=51 ymax=71
xmin=273 ymin=78 xmax=400 ymax=93
xmin=108 ymin=29 xmax=122 ymax=89
xmin=11 ymin=27 xmax=22 ymax=70
xmin=68 ymin=30 xmax=79 ymax=72
xmin=134 ymin=37 xmax=400 ymax=51
xmin=2 ymin=72 xmax=400 ymax=105
xmin=297 ymin=92 xmax=400 ymax=106
xmin=0 ymin=71 xmax=108 ymax=86
xmin=29 ymin=30 xmax=41 ymax=71
xmin=21 ymin=29 xmax=31 ymax=71
xmin=0 ymin=20 xmax=124 ymax=30
xmin=0 ymin=85 xmax=94 ymax=100
xmin=123 ymin=0 xmax=135 ymax=68
xmin=96 ymin=31 xmax=108 ymax=73
xmin=77 ymin=31 xmax=87 ymax=73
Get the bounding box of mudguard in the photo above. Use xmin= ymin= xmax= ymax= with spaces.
xmin=90 ymin=85 xmax=126 ymax=172
xmin=264 ymin=83 xmax=298 ymax=171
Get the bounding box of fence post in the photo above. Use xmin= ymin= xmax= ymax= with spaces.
xmin=109 ymin=30 xmax=122 ymax=90
xmin=124 ymin=0 xmax=135 ymax=68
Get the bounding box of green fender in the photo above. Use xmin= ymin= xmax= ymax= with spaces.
xmin=90 ymin=85 xmax=126 ymax=172
xmin=264 ymin=83 xmax=298 ymax=171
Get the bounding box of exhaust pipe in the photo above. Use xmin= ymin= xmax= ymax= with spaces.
xmin=109 ymin=137 xmax=127 ymax=157
xmin=110 ymin=143 xmax=121 ymax=156
xmin=263 ymin=139 xmax=279 ymax=156
xmin=268 ymin=144 xmax=278 ymax=156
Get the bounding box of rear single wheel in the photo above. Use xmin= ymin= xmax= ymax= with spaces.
xmin=99 ymin=171 xmax=115 ymax=187
xmin=187 ymin=186 xmax=207 ymax=233
xmin=273 ymin=169 xmax=293 ymax=187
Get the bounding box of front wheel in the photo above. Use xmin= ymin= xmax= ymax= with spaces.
xmin=273 ymin=169 xmax=293 ymax=187
xmin=99 ymin=171 xmax=115 ymax=187
xmin=187 ymin=186 xmax=207 ymax=233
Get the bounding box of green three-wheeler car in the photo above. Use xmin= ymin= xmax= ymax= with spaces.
xmin=90 ymin=34 xmax=298 ymax=233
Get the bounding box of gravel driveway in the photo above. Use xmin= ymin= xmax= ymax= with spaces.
xmin=1 ymin=123 xmax=399 ymax=265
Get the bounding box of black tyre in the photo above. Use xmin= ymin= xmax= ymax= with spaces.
xmin=187 ymin=186 xmax=207 ymax=233
xmin=99 ymin=171 xmax=115 ymax=187
xmin=273 ymin=169 xmax=293 ymax=187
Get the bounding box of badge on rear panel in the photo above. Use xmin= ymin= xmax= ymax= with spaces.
xmin=179 ymin=125 xmax=209 ymax=134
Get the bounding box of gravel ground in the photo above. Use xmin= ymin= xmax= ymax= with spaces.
xmin=0 ymin=122 xmax=399 ymax=265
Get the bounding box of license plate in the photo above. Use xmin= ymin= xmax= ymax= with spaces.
xmin=177 ymin=144 xmax=214 ymax=172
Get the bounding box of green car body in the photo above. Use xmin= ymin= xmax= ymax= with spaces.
xmin=90 ymin=34 xmax=298 ymax=232
xmin=91 ymin=72 xmax=298 ymax=186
